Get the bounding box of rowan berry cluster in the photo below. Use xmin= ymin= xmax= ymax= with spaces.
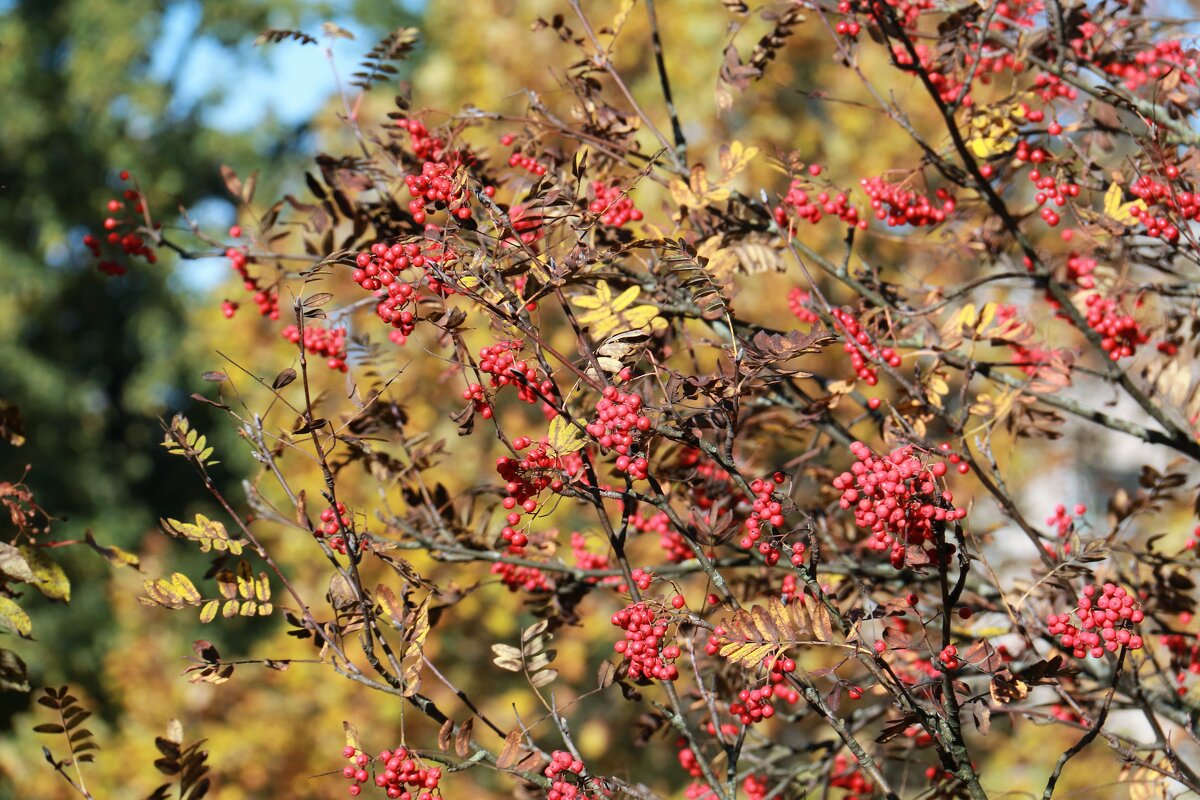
xmin=1027 ymin=170 xmax=1080 ymax=228
xmin=83 ymin=171 xmax=158 ymax=276
xmin=831 ymin=307 xmax=901 ymax=386
xmin=1104 ymin=39 xmax=1197 ymax=93
xmin=742 ymin=774 xmax=769 ymax=800
xmin=1032 ymin=71 xmax=1078 ymax=103
xmin=729 ymin=685 xmax=777 ymax=726
xmin=396 ymin=118 xmax=448 ymax=162
xmin=570 ymin=532 xmax=621 ymax=586
xmin=223 ymin=246 xmax=275 ymax=318
xmin=496 ymin=443 xmax=567 ymax=547
xmin=832 ymin=442 xmax=967 ymax=569
xmin=318 ymin=502 xmax=353 ymax=554
xmin=619 ymin=567 xmax=655 ymax=594
xmin=544 ymin=751 xmax=597 ymax=800
xmin=1161 ymin=623 xmax=1200 ymax=693
xmin=887 ymin=43 xmax=966 ymax=104
xmin=773 ymin=179 xmax=863 ymax=228
xmin=585 ymin=386 xmax=652 ymax=480
xmin=740 ymin=474 xmax=788 ymax=565
xmin=491 ymin=543 xmax=553 ymax=592
xmin=281 ymin=324 xmax=348 ymax=371
xmin=340 ymin=745 xmax=443 ymax=799
xmin=834 ymin=3 xmax=863 ymax=38
xmin=829 ymin=754 xmax=873 ymax=800
xmin=937 ymin=644 xmax=960 ymax=671
xmin=787 ymin=288 xmax=821 ymax=325
xmin=611 ymin=602 xmax=680 ymax=681
xmin=504 ymin=204 xmax=545 ymax=246
xmin=860 ymin=176 xmax=956 ymax=227
xmin=351 ymin=242 xmax=436 ymax=338
xmin=1047 ymin=583 xmax=1145 ymax=658
xmin=1064 ymin=253 xmax=1096 ymax=289
xmin=404 ymin=160 xmax=473 ymax=225
xmin=1083 ymin=293 xmax=1148 ymax=360
xmin=1129 ymin=172 xmax=1194 ymax=243
xmin=589 ymin=182 xmax=643 ymax=227
xmin=475 ymin=341 xmax=553 ymax=405
xmin=508 ymin=150 xmax=547 ymax=176
xmin=1046 ymin=503 xmax=1086 ymax=537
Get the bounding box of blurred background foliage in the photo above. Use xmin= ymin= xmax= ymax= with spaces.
xmin=0 ymin=0 xmax=1166 ymax=797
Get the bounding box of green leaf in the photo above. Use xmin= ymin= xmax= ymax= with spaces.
xmin=0 ymin=597 xmax=31 ymax=638
xmin=19 ymin=546 xmax=70 ymax=603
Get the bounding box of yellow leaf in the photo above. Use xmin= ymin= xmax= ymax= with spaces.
xmin=622 ymin=305 xmax=661 ymax=330
xmin=609 ymin=0 xmax=636 ymax=35
xmin=18 ymin=546 xmax=70 ymax=603
xmin=719 ymin=140 xmax=759 ymax=180
xmin=0 ymin=597 xmax=31 ymax=638
xmin=199 ymin=600 xmax=219 ymax=624
xmin=171 ymin=573 xmax=201 ymax=605
xmin=610 ymin=285 xmax=642 ymax=312
xmin=547 ymin=414 xmax=585 ymax=455
xmin=1104 ymin=182 xmax=1146 ymax=225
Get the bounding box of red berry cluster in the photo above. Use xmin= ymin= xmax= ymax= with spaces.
xmin=340 ymin=745 xmax=442 ymax=799
xmin=508 ymin=151 xmax=547 ymax=176
xmin=880 ymin=0 xmax=934 ymax=28
xmin=319 ymin=502 xmax=352 ymax=554
xmin=544 ymin=751 xmax=596 ymax=800
xmin=504 ymin=204 xmax=545 ymax=247
xmin=1046 ymin=503 xmax=1086 ymax=537
xmin=282 ymin=324 xmax=348 ymax=371
xmin=1047 ymin=583 xmax=1145 ymax=658
xmin=589 ymin=182 xmax=643 ymax=227
xmin=773 ymin=179 xmax=863 ymax=228
xmin=1027 ymin=169 xmax=1079 ymax=228
xmin=1129 ymin=172 xmax=1196 ymax=244
xmin=1032 ymin=72 xmax=1078 ymax=104
xmin=1064 ymin=252 xmax=1096 ymax=289
xmin=740 ymin=474 xmax=788 ymax=565
xmin=742 ymin=774 xmax=768 ymax=800
xmin=495 ymin=444 xmax=572 ymax=547
xmin=1161 ymin=620 xmax=1200 ymax=693
xmin=404 ymin=160 xmax=474 ymax=225
xmin=937 ymin=643 xmax=960 ymax=671
xmin=829 ymin=754 xmax=874 ymax=800
xmin=729 ymin=685 xmax=778 ymax=726
xmin=351 ymin=243 xmax=428 ymax=337
xmin=476 ymin=341 xmax=553 ymax=406
xmin=834 ymin=2 xmax=863 ymax=38
xmin=630 ymin=510 xmax=691 ymax=563
xmin=1103 ymin=39 xmax=1197 ymax=93
xmin=222 ymin=246 xmax=279 ymax=320
xmin=611 ymin=602 xmax=680 ymax=681
xmin=82 ymin=171 xmax=158 ymax=276
xmin=571 ymin=532 xmax=621 ymax=586
xmin=860 ymin=176 xmax=956 ymax=227
xmin=1013 ymin=139 xmax=1050 ymax=166
xmin=585 ymin=386 xmax=653 ymax=480
xmin=396 ymin=118 xmax=448 ymax=162
xmin=1083 ymin=293 xmax=1148 ymax=360
xmin=491 ymin=543 xmax=553 ymax=592
xmin=833 ymin=442 xmax=967 ymax=569
xmin=618 ymin=567 xmax=654 ymax=595
xmin=831 ymin=307 xmax=901 ymax=386
xmin=787 ymin=288 xmax=821 ymax=325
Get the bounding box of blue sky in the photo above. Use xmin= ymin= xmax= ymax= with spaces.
xmin=147 ymin=1 xmax=361 ymax=133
